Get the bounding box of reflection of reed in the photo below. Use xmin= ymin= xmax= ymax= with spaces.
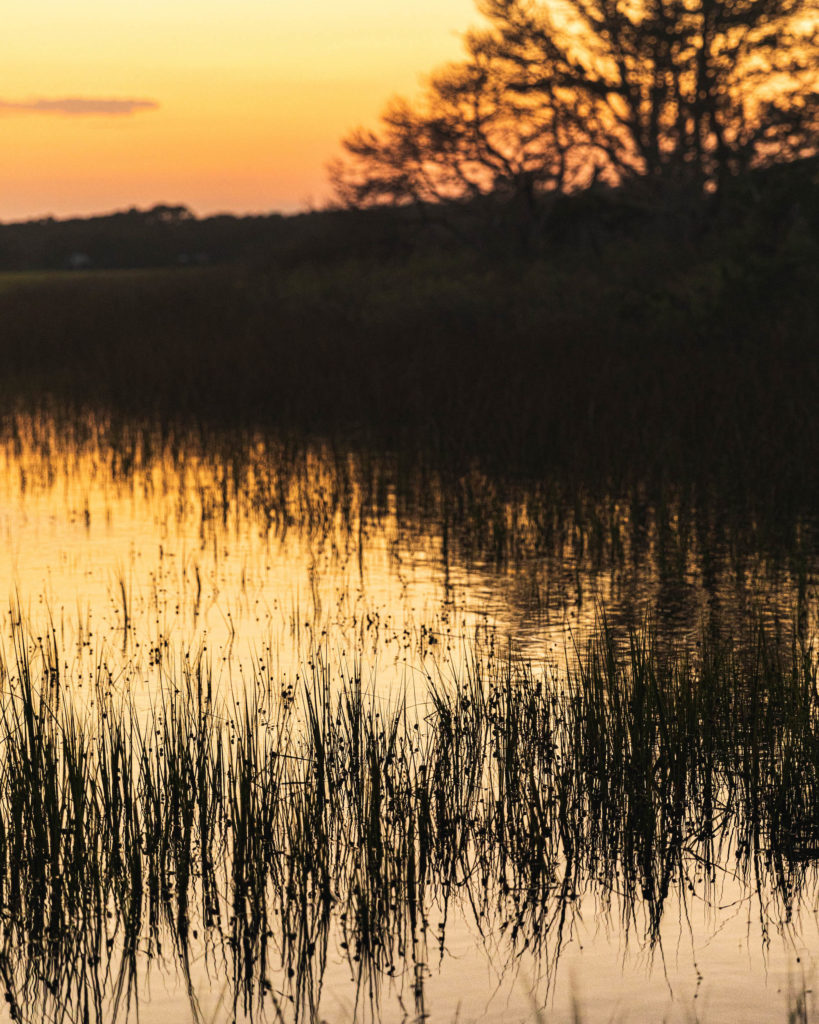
xmin=3 ymin=408 xmax=819 ymax=663
xmin=0 ymin=616 xmax=817 ymax=1021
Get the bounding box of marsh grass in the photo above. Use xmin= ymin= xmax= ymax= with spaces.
xmin=0 ymin=235 xmax=817 ymax=541
xmin=0 ymin=615 xmax=818 ymax=1021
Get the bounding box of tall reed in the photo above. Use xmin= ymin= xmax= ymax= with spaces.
xmin=0 ymin=617 xmax=817 ymax=1021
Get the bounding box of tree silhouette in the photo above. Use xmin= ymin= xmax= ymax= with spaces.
xmin=332 ymin=0 xmax=819 ymax=213
xmin=329 ymin=33 xmax=585 ymax=221
xmin=481 ymin=0 xmax=819 ymax=191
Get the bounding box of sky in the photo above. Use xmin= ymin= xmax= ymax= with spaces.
xmin=1 ymin=0 xmax=479 ymax=222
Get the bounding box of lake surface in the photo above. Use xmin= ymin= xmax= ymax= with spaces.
xmin=0 ymin=410 xmax=817 ymax=1023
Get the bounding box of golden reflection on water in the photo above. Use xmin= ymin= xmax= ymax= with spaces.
xmin=0 ymin=411 xmax=817 ymax=1023
xmin=0 ymin=415 xmax=467 ymax=705
xmin=1 ymin=411 xmax=812 ymax=702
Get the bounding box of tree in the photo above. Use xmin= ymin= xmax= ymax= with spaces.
xmin=329 ymin=32 xmax=592 ymax=223
xmin=480 ymin=0 xmax=819 ymax=192
xmin=331 ymin=0 xmax=819 ymax=211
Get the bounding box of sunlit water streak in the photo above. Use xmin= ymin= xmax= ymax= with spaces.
xmin=0 ymin=410 xmax=818 ymax=1023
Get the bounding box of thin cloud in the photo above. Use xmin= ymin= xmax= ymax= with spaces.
xmin=0 ymin=97 xmax=159 ymax=116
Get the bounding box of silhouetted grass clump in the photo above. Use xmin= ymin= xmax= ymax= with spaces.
xmin=0 ymin=615 xmax=818 ymax=1021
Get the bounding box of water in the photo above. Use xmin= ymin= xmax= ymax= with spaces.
xmin=0 ymin=409 xmax=817 ymax=1023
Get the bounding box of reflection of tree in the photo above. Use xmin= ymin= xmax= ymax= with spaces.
xmin=332 ymin=0 xmax=819 ymax=218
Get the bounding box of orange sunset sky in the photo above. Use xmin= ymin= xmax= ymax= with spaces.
xmin=2 ymin=0 xmax=479 ymax=223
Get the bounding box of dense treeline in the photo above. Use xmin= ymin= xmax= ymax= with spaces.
xmin=1 ymin=152 xmax=817 ymax=274
xmin=0 ymin=202 xmax=423 ymax=272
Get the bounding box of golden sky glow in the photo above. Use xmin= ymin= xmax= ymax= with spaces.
xmin=1 ymin=0 xmax=478 ymax=221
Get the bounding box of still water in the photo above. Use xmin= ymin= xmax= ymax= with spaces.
xmin=0 ymin=411 xmax=817 ymax=1023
